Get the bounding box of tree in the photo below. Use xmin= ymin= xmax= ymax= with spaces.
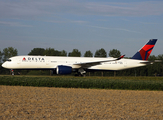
xmin=28 ymin=48 xmax=45 ymax=55
xmin=109 ymin=49 xmax=121 ymax=58
xmin=147 ymin=55 xmax=160 ymax=76
xmin=0 ymin=50 xmax=2 ymax=63
xmin=84 ymin=50 xmax=93 ymax=57
xmin=44 ymin=48 xmax=61 ymax=56
xmin=60 ymin=50 xmax=67 ymax=56
xmin=94 ymin=48 xmax=107 ymax=57
xmin=2 ymin=47 xmax=18 ymax=62
xmin=108 ymin=49 xmax=121 ymax=77
xmin=68 ymin=49 xmax=81 ymax=57
xmin=157 ymin=54 xmax=163 ymax=76
xmin=28 ymin=48 xmax=67 ymax=56
xmin=94 ymin=48 xmax=107 ymax=76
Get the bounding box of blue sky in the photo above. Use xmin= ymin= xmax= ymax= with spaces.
xmin=0 ymin=0 xmax=163 ymax=57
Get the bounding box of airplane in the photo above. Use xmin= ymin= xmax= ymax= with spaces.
xmin=2 ymin=39 xmax=158 ymax=76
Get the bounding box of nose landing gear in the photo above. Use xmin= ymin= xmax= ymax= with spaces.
xmin=10 ymin=69 xmax=14 ymax=75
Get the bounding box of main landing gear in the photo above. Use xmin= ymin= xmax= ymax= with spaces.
xmin=75 ymin=68 xmax=86 ymax=77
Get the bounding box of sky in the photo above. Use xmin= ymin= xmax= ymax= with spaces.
xmin=0 ymin=0 xmax=163 ymax=57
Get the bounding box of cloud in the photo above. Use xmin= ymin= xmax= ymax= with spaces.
xmin=0 ymin=21 xmax=33 ymax=27
xmin=0 ymin=0 xmax=53 ymax=19
xmin=48 ymin=20 xmax=88 ymax=24
xmin=0 ymin=0 xmax=163 ymax=20
xmin=85 ymin=1 xmax=163 ymax=16
xmin=86 ymin=25 xmax=142 ymax=34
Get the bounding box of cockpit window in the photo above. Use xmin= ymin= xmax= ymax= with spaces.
xmin=7 ymin=59 xmax=12 ymax=62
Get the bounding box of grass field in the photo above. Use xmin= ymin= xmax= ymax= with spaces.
xmin=0 ymin=75 xmax=163 ymax=90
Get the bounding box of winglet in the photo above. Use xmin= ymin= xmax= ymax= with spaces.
xmin=116 ymin=54 xmax=125 ymax=60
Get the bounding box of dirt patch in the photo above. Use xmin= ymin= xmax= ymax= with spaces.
xmin=0 ymin=85 xmax=163 ymax=119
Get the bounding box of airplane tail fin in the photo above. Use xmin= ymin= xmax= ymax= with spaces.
xmin=131 ymin=39 xmax=157 ymax=60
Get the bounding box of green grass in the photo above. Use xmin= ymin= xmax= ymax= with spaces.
xmin=0 ymin=75 xmax=163 ymax=90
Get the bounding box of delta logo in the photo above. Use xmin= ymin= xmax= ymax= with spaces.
xmin=22 ymin=57 xmax=26 ymax=61
xmin=22 ymin=57 xmax=45 ymax=62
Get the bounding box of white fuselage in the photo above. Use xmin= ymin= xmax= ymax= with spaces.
xmin=2 ymin=56 xmax=147 ymax=71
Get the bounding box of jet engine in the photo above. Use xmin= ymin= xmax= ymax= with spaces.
xmin=56 ymin=65 xmax=72 ymax=75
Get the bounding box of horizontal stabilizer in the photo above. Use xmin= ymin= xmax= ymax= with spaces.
xmin=140 ymin=60 xmax=162 ymax=65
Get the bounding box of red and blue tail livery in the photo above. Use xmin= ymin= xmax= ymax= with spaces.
xmin=131 ymin=39 xmax=157 ymax=60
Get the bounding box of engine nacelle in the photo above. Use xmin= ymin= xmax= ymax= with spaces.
xmin=56 ymin=65 xmax=72 ymax=75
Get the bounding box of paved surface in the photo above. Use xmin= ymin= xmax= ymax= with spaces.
xmin=0 ymin=85 xmax=163 ymax=119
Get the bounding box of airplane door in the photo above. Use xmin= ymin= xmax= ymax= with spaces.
xmin=124 ymin=61 xmax=127 ymax=67
xmin=17 ymin=59 xmax=21 ymax=67
xmin=46 ymin=60 xmax=50 ymax=65
xmin=17 ymin=59 xmax=21 ymax=64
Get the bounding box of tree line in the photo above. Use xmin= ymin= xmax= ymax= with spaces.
xmin=0 ymin=47 xmax=163 ymax=76
xmin=0 ymin=47 xmax=121 ymax=63
xmin=28 ymin=48 xmax=121 ymax=58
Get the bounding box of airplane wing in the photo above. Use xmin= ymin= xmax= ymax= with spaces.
xmin=74 ymin=55 xmax=125 ymax=68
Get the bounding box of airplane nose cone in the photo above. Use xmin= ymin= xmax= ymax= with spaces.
xmin=2 ymin=62 xmax=7 ymax=68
